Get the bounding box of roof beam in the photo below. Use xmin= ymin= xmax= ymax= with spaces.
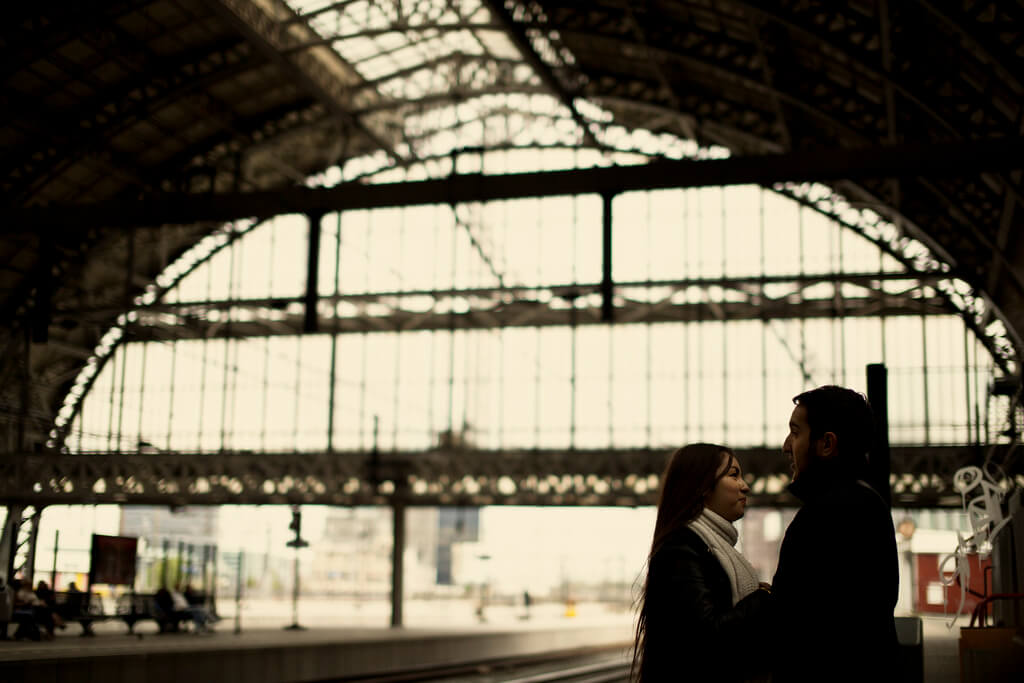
xmin=481 ymin=0 xmax=600 ymax=149
xmin=913 ymin=0 xmax=1024 ymax=95
xmin=9 ymin=137 xmax=1024 ymax=231
xmin=0 ymin=445 xmax=998 ymax=508
xmin=727 ymin=0 xmax=961 ymax=140
xmin=4 ymin=38 xmax=260 ymax=202
xmin=65 ymin=271 xmax=936 ymax=317
xmin=279 ymin=21 xmax=502 ymax=54
xmin=118 ymin=274 xmax=951 ymax=342
xmin=209 ymin=0 xmax=403 ymax=162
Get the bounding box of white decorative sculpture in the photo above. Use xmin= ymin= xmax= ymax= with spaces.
xmin=937 ymin=464 xmax=1011 ymax=628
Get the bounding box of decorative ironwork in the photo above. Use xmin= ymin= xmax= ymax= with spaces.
xmin=0 ymin=445 xmax=1011 ymax=509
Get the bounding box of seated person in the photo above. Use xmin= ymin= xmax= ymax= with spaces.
xmin=183 ymin=584 xmax=202 ymax=606
xmin=35 ymin=580 xmax=65 ymax=631
xmin=12 ymin=578 xmax=51 ymax=640
xmin=58 ymin=582 xmax=95 ymax=636
xmin=153 ymin=587 xmax=182 ymax=632
xmin=171 ymin=585 xmax=212 ymax=633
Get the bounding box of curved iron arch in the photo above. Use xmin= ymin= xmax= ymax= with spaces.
xmin=47 ymin=153 xmax=1013 ymax=451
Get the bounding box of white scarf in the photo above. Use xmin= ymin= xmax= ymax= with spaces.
xmin=687 ymin=508 xmax=761 ymax=605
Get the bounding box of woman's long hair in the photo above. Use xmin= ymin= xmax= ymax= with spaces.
xmin=630 ymin=443 xmax=734 ymax=682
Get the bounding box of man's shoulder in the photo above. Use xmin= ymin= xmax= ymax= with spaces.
xmin=800 ymin=477 xmax=887 ymax=511
xmin=785 ymin=479 xmax=888 ymax=532
xmin=832 ymin=479 xmax=892 ymax=523
xmin=784 ymin=480 xmax=896 ymax=559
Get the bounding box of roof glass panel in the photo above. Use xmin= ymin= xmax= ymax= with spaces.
xmin=284 ymin=0 xmax=591 ymax=168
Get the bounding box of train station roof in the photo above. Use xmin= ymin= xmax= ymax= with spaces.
xmin=4 ymin=0 xmax=1024 ymax=450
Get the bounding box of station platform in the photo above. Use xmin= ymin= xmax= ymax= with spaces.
xmin=0 ymin=619 xmax=632 ymax=683
xmin=0 ymin=613 xmax=965 ymax=683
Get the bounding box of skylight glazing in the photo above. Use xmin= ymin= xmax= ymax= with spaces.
xmin=285 ymin=0 xmax=571 ymax=166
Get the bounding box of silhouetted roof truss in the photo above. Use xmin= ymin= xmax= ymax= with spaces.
xmin=4 ymin=0 xmax=1024 ymax=507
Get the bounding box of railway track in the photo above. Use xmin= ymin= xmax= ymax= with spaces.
xmin=325 ymin=644 xmax=631 ymax=683
xmin=496 ymin=658 xmax=630 ymax=683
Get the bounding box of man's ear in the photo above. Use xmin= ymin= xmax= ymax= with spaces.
xmin=818 ymin=431 xmax=838 ymax=459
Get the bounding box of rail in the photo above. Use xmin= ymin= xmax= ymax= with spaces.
xmin=327 ymin=645 xmax=630 ymax=683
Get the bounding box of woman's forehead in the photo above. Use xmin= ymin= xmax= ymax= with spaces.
xmin=718 ymin=452 xmax=736 ymax=471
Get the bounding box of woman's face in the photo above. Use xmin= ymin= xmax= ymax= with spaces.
xmin=704 ymin=453 xmax=750 ymax=522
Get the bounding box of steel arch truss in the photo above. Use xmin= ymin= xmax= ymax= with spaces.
xmin=0 ymin=445 xmax=1014 ymax=509
xmin=117 ymin=270 xmax=953 ymax=342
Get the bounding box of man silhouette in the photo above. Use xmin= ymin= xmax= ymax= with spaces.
xmin=772 ymin=385 xmax=898 ymax=682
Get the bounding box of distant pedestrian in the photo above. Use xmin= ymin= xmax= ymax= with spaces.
xmin=772 ymin=385 xmax=898 ymax=682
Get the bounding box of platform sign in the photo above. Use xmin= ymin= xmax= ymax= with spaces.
xmin=89 ymin=534 xmax=138 ymax=586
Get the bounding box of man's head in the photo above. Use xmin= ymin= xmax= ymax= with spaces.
xmin=783 ymin=385 xmax=874 ymax=480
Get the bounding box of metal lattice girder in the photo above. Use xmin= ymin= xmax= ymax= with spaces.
xmin=211 ymin=0 xmax=403 ymax=161
xmin=108 ymin=271 xmax=949 ymax=341
xmin=9 ymin=137 xmax=1024 ymax=232
xmin=0 ymin=505 xmax=41 ymax=586
xmin=0 ymin=444 xmax=1010 ymax=509
xmin=0 ymin=505 xmax=24 ymax=584
xmin=6 ymin=37 xmax=263 ymax=203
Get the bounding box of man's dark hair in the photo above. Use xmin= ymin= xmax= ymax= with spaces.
xmin=793 ymin=385 xmax=875 ymax=470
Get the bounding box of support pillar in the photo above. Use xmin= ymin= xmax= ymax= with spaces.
xmin=601 ymin=192 xmax=614 ymax=323
xmin=0 ymin=505 xmax=25 ymax=585
xmin=202 ymin=544 xmax=211 ymax=594
xmin=176 ymin=540 xmax=184 ymax=588
xmin=993 ymin=489 xmax=1023 ymax=627
xmin=304 ymin=210 xmax=324 ymax=334
xmin=161 ymin=538 xmax=169 ymax=588
xmin=327 ymin=209 xmax=343 ymax=453
xmin=51 ymin=529 xmax=59 ymax=588
xmin=21 ymin=509 xmax=41 ymax=586
xmin=391 ymin=502 xmax=406 ymax=628
xmin=209 ymin=544 xmax=219 ymax=615
xmin=866 ymin=363 xmax=892 ymax=506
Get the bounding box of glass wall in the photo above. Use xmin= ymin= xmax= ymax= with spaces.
xmin=66 ymin=182 xmax=995 ymax=455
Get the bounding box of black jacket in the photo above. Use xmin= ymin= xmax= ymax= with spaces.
xmin=641 ymin=526 xmax=771 ymax=682
xmin=771 ymin=462 xmax=899 ymax=682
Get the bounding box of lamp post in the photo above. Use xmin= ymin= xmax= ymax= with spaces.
xmin=284 ymin=505 xmax=309 ymax=631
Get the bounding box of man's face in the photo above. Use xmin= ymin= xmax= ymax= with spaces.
xmin=783 ymin=404 xmax=816 ymax=480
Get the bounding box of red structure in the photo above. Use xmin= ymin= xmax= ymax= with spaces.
xmin=915 ymin=552 xmax=991 ymax=616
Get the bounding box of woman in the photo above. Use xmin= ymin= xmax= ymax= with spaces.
xmin=632 ymin=443 xmax=772 ymax=682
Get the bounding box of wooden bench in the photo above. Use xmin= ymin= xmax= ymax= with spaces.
xmin=1 ymin=590 xmax=105 ymax=640
xmin=2 ymin=591 xmax=217 ymax=638
xmin=53 ymin=591 xmax=111 ymax=636
xmin=116 ymin=593 xmax=214 ymax=634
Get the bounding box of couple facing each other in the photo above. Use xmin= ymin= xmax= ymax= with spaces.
xmin=633 ymin=385 xmax=900 ymax=683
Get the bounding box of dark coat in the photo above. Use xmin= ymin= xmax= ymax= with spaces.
xmin=640 ymin=526 xmax=771 ymax=682
xmin=771 ymin=461 xmax=899 ymax=682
